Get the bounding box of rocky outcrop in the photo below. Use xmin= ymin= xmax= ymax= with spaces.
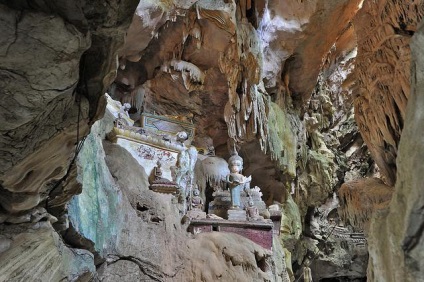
xmin=338 ymin=178 xmax=393 ymax=232
xmin=354 ymin=0 xmax=424 ymax=186
xmin=367 ymin=20 xmax=424 ymax=282
xmin=0 ymin=3 xmax=90 ymax=213
xmin=0 ymin=1 xmax=139 ymax=280
xmin=0 ymin=221 xmax=95 ymax=281
xmin=273 ymin=0 xmax=363 ymax=107
xmin=0 ymin=0 xmax=138 ymax=214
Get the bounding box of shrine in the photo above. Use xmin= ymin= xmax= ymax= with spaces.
xmin=105 ymin=94 xmax=280 ymax=251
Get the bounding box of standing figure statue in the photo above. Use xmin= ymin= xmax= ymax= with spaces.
xmin=303 ymin=258 xmax=313 ymax=282
xmin=225 ymin=154 xmax=251 ymax=209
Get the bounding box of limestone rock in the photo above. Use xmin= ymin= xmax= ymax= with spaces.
xmin=66 ymin=106 xmax=290 ymax=281
xmin=0 ymin=222 xmax=95 ymax=281
xmin=338 ymin=178 xmax=393 ymax=233
xmin=0 ymin=0 xmax=139 ymax=214
xmin=177 ymin=232 xmax=290 ymax=282
xmin=367 ymin=20 xmax=424 ymax=282
xmin=354 ymin=0 xmax=424 ymax=186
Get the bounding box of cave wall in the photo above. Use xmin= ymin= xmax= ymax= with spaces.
xmin=0 ymin=0 xmax=139 ymax=280
xmin=354 ymin=0 xmax=424 ymax=186
xmin=367 ymin=21 xmax=424 ymax=282
xmin=0 ymin=0 xmax=138 ymax=215
xmin=2 ymin=0 xmax=424 ymax=281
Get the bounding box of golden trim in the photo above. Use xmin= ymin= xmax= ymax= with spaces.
xmin=109 ymin=127 xmax=185 ymax=153
xmin=114 ymin=134 xmax=181 ymax=153
xmin=141 ymin=113 xmax=195 ymax=138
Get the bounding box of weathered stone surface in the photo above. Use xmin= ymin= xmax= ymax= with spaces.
xmin=0 ymin=222 xmax=94 ymax=281
xmin=0 ymin=0 xmax=138 ymax=214
xmin=273 ymin=0 xmax=363 ymax=106
xmin=354 ymin=0 xmax=424 ymax=186
xmin=3 ymin=0 xmax=424 ymax=281
xmin=177 ymin=232 xmax=290 ymax=282
xmin=338 ymin=178 xmax=393 ymax=232
xmin=367 ymin=20 xmax=424 ymax=282
xmin=0 ymin=4 xmax=91 ymax=212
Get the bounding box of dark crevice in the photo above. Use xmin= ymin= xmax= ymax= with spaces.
xmin=2 ymin=10 xmax=23 ymax=58
xmin=150 ymin=216 xmax=163 ymax=223
xmin=61 ymin=222 xmax=105 ymax=266
xmin=254 ymin=252 xmax=268 ymax=272
xmin=136 ymin=203 xmax=149 ymax=212
xmin=106 ymin=254 xmax=183 ymax=281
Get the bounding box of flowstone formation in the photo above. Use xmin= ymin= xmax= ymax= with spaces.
xmin=354 ymin=0 xmax=424 ymax=186
xmin=366 ymin=21 xmax=424 ymax=282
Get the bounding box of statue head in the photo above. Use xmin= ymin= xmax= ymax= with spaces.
xmin=228 ymin=154 xmax=243 ymax=173
xmin=193 ymin=188 xmax=200 ymax=196
xmin=176 ymin=131 xmax=188 ymax=143
xmin=123 ymin=103 xmax=131 ymax=111
xmin=248 ymin=200 xmax=254 ymax=207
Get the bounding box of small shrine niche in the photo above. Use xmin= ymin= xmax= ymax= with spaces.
xmin=106 ymin=94 xmax=198 ymax=213
xmin=188 ymin=151 xmax=279 ymax=250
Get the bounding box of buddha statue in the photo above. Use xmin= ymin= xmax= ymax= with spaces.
xmin=149 ymin=161 xmax=178 ymax=194
xmin=191 ymin=188 xmax=203 ymax=211
xmin=246 ymin=199 xmax=263 ymax=221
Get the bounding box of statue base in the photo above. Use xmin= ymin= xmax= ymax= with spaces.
xmin=227 ymin=209 xmax=247 ymax=221
xmin=187 ymin=210 xmax=207 ymax=219
xmin=188 ymin=219 xmax=274 ymax=250
xmin=209 ymin=189 xmax=266 ymax=219
xmin=149 ymin=183 xmax=179 ymax=194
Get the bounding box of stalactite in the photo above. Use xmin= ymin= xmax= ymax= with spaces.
xmin=218 ymin=18 xmax=272 ymax=154
xmin=196 ymin=3 xmax=236 ymax=35
xmin=338 ymin=178 xmax=393 ymax=231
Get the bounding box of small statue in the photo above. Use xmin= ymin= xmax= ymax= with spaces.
xmin=118 ymin=103 xmax=131 ymax=119
xmin=149 ymin=161 xmax=179 ymax=194
xmin=206 ymin=145 xmax=215 ymax=156
xmin=153 ymin=161 xmax=164 ymax=180
xmin=303 ymin=258 xmax=313 ymax=282
xmin=115 ymin=103 xmax=132 ymax=128
xmin=176 ymin=131 xmax=189 ymax=144
xmin=246 ymin=199 xmax=260 ymax=220
xmin=246 ymin=199 xmax=263 ymax=221
xmin=225 ymin=154 xmax=251 ymax=209
xmin=191 ymin=188 xmax=203 ymax=211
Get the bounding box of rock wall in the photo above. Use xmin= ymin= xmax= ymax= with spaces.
xmin=0 ymin=0 xmax=138 ymax=215
xmin=354 ymin=0 xmax=424 ymax=186
xmin=367 ymin=21 xmax=424 ymax=282
xmin=3 ymin=0 xmax=424 ymax=281
xmin=0 ymin=221 xmax=95 ymax=281
xmin=0 ymin=1 xmax=139 ymax=280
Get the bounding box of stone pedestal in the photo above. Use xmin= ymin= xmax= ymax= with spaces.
xmin=269 ymin=209 xmax=282 ymax=235
xmin=227 ymin=209 xmax=247 ymax=221
xmin=186 ymin=210 xmax=207 ymax=219
xmin=188 ymin=219 xmax=274 ymax=250
xmin=208 ymin=189 xmax=266 ymax=219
